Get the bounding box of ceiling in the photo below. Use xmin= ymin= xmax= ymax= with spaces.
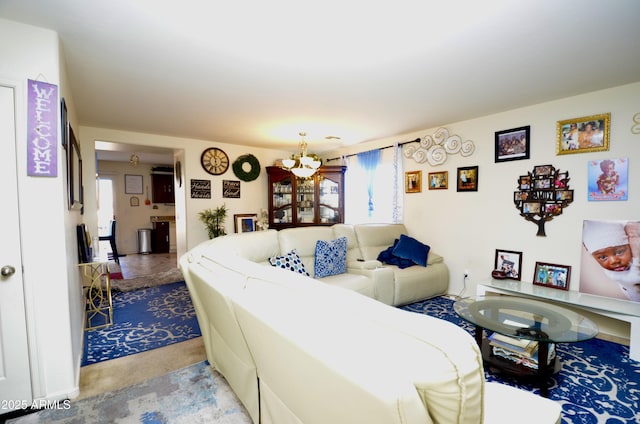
xmin=2 ymin=0 xmax=640 ymax=158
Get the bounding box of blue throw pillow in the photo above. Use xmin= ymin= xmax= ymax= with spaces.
xmin=269 ymin=249 xmax=309 ymax=276
xmin=314 ymin=237 xmax=348 ymax=278
xmin=377 ymin=239 xmax=416 ymax=269
xmin=392 ymin=234 xmax=431 ymax=267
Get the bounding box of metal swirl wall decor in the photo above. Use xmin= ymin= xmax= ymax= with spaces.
xmin=631 ymin=112 xmax=640 ymax=135
xmin=403 ymin=127 xmax=475 ymax=166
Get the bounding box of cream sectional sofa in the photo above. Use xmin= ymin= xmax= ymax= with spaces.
xmin=180 ymin=224 xmax=562 ymax=424
xmin=242 ymin=223 xmax=449 ymax=306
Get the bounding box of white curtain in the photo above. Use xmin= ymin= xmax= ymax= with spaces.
xmin=344 ymin=147 xmax=403 ymax=224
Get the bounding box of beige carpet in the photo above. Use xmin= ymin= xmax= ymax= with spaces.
xmin=110 ymin=268 xmax=184 ymax=292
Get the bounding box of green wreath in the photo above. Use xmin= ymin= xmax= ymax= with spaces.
xmin=232 ymin=154 xmax=261 ymax=182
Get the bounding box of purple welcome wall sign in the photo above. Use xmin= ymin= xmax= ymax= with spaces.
xmin=27 ymin=79 xmax=58 ymax=177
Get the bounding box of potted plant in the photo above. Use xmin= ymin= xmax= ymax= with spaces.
xmin=199 ymin=204 xmax=228 ymax=238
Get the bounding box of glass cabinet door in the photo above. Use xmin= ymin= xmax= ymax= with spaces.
xmin=267 ymin=165 xmax=345 ymax=229
xmin=319 ymin=176 xmax=340 ymax=224
xmin=296 ymin=179 xmax=315 ymax=224
xmin=272 ymin=176 xmax=293 ymax=225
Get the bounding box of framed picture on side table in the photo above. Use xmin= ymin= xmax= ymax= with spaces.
xmin=494 ymin=249 xmax=522 ymax=280
xmin=533 ymin=262 xmax=571 ymax=290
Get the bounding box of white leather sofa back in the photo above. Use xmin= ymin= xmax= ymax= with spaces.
xmin=278 ymin=226 xmax=335 ymax=276
xmin=181 ymin=231 xmax=562 ymax=424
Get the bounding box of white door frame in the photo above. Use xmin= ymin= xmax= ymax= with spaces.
xmin=0 ymin=82 xmax=32 ymax=410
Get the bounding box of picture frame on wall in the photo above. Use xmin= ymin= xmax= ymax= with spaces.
xmin=124 ymin=174 xmax=144 ymax=194
xmin=67 ymin=126 xmax=83 ymax=211
xmin=234 ymin=214 xmax=257 ymax=233
xmin=533 ymin=262 xmax=571 ymax=290
xmin=556 ymin=113 xmax=610 ymax=155
xmin=587 ymin=158 xmax=628 ymax=201
xmin=428 ymin=171 xmax=448 ymax=190
xmin=494 ymin=249 xmax=522 ymax=280
xmin=495 ymin=125 xmax=530 ymax=162
xmin=456 ymin=166 xmax=478 ymax=192
xmin=405 ymin=170 xmax=422 ymax=193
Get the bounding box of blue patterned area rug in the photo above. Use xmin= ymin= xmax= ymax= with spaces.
xmin=401 ymin=297 xmax=640 ymax=424
xmin=82 ymin=281 xmax=201 ymax=366
xmin=6 ymin=361 xmax=251 ymax=424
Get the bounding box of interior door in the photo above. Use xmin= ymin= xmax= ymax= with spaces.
xmin=0 ymin=84 xmax=32 ymax=409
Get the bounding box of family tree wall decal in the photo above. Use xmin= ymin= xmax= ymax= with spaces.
xmin=514 ymin=164 xmax=574 ymax=236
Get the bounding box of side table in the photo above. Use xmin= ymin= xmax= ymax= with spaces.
xmin=78 ymin=261 xmax=113 ymax=330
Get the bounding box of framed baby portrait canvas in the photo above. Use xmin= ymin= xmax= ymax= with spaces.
xmin=587 ymin=158 xmax=628 ymax=201
xmin=580 ymin=219 xmax=640 ymax=303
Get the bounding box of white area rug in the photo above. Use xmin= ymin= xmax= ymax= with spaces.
xmin=7 ymin=361 xmax=251 ymax=423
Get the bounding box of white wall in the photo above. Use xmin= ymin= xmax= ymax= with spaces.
xmin=327 ymin=82 xmax=640 ymax=338
xmin=79 ymin=126 xmax=290 ymax=261
xmin=0 ymin=18 xmax=83 ymax=401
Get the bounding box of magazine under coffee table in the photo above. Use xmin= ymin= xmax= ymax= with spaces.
xmin=454 ymin=295 xmax=598 ymax=397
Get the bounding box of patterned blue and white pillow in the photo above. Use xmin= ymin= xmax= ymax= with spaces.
xmin=268 ymin=249 xmax=310 ymax=276
xmin=314 ymin=237 xmax=347 ymax=278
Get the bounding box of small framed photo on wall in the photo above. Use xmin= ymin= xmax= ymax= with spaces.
xmin=456 ymin=166 xmax=478 ymax=192
xmin=495 ymin=125 xmax=530 ymax=162
xmin=405 ymin=171 xmax=422 ymax=193
xmin=428 ymin=171 xmax=448 ymax=190
xmin=587 ymin=158 xmax=628 ymax=201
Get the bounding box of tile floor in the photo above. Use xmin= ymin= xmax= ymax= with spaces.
xmin=78 ymin=252 xmax=205 ymax=400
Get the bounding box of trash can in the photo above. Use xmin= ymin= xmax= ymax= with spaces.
xmin=137 ymin=229 xmax=152 ymax=254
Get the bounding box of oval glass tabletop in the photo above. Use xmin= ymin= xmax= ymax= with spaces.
xmin=454 ymin=296 xmax=598 ymax=343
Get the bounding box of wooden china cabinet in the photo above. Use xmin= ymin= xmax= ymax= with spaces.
xmin=267 ymin=165 xmax=346 ymax=230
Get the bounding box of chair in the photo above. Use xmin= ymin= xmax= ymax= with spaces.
xmin=99 ymin=220 xmax=121 ymax=264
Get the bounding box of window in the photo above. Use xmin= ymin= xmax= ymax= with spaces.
xmin=344 ymin=147 xmax=403 ymax=223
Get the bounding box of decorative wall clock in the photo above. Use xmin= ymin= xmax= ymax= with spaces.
xmin=200 ymin=147 xmax=229 ymax=175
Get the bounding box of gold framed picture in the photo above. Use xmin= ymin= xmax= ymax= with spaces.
xmin=557 ymin=113 xmax=610 ymax=155
xmin=405 ymin=170 xmax=422 ymax=193
xmin=428 ymin=171 xmax=448 ymax=190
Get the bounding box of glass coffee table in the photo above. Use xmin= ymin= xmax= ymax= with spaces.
xmin=454 ymin=295 xmax=598 ymax=397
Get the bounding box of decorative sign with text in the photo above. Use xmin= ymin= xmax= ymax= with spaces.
xmin=190 ymin=179 xmax=211 ymax=198
xmin=27 ymin=79 xmax=58 ymax=177
xmin=223 ymin=180 xmax=241 ymax=198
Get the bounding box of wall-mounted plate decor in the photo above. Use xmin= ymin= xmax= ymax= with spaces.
xmin=403 ymin=127 xmax=475 ymax=166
